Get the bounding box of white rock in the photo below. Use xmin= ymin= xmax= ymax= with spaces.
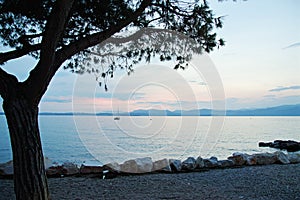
xmin=82 ymin=161 xmax=102 ymax=167
xmin=153 ymin=159 xmax=171 ymax=172
xmin=274 ymin=151 xmax=290 ymax=164
xmin=135 ymin=157 xmax=153 ymax=173
xmin=120 ymin=159 xmax=137 ymax=173
xmin=105 ymin=162 xmax=121 ymax=172
xmin=120 ymin=157 xmax=153 ymax=173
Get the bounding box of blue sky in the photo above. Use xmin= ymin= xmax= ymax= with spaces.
xmin=0 ymin=0 xmax=299 ymax=112
xmin=209 ymin=0 xmax=300 ymax=109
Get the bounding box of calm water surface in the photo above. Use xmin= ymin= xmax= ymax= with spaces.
xmin=0 ymin=116 xmax=299 ymax=165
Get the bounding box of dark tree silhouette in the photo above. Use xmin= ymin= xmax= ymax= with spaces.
xmin=84 ymin=28 xmax=211 ymax=90
xmin=0 ymin=0 xmax=224 ymax=199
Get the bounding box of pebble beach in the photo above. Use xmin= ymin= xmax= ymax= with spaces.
xmin=1 ymin=163 xmax=300 ymax=200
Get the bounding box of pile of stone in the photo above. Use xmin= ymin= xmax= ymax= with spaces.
xmin=104 ymin=151 xmax=299 ymax=174
xmin=1 ymin=151 xmax=300 ymax=178
xmin=259 ymin=140 xmax=300 ymax=152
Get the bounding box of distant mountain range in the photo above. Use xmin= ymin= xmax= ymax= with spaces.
xmin=127 ymin=104 xmax=300 ymax=116
xmin=224 ymin=104 xmax=300 ymax=116
xmin=1 ymin=104 xmax=300 ymax=116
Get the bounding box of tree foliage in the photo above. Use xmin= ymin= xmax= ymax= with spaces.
xmin=0 ymin=0 xmax=224 ymax=72
xmin=83 ymin=28 xmax=206 ymax=90
xmin=0 ymin=1 xmax=226 ymax=199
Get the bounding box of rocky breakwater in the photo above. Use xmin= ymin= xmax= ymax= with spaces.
xmin=259 ymin=140 xmax=300 ymax=152
xmin=1 ymin=151 xmax=300 ymax=178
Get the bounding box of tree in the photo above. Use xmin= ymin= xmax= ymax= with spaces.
xmin=0 ymin=0 xmax=224 ymax=199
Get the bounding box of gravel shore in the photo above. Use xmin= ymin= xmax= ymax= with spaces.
xmin=1 ymin=164 xmax=299 ymax=200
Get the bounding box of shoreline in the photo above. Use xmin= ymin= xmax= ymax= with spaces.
xmin=1 ymin=151 xmax=299 ymax=178
xmin=1 ymin=150 xmax=299 ymax=199
xmin=1 ymin=163 xmax=299 ymax=200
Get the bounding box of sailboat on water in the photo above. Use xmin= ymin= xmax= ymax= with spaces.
xmin=114 ymin=116 xmax=120 ymax=120
xmin=114 ymin=108 xmax=120 ymax=120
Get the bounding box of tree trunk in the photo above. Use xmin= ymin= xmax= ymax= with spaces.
xmin=3 ymin=97 xmax=49 ymax=200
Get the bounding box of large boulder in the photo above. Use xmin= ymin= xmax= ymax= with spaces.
xmin=253 ymin=153 xmax=277 ymax=165
xmin=259 ymin=140 xmax=300 ymax=152
xmin=287 ymin=153 xmax=300 ymax=164
xmin=80 ymin=164 xmax=104 ymax=174
xmin=274 ymin=151 xmax=290 ymax=164
xmin=62 ymin=162 xmax=79 ymax=175
xmin=46 ymin=162 xmax=79 ymax=176
xmin=169 ymin=159 xmax=182 ymax=172
xmin=228 ymin=152 xmax=248 ymax=166
xmin=104 ymin=162 xmax=121 ymax=173
xmin=246 ymin=155 xmax=257 ymax=165
xmin=181 ymin=157 xmax=196 ymax=171
xmin=46 ymin=164 xmax=64 ymax=177
xmin=258 ymin=142 xmax=273 ymax=147
xmin=120 ymin=159 xmax=138 ymax=173
xmin=218 ymin=159 xmax=235 ymax=168
xmin=203 ymin=157 xmax=219 ymax=168
xmin=1 ymin=158 xmax=54 ymax=177
xmin=152 ymin=159 xmax=171 ymax=172
xmin=120 ymin=157 xmax=153 ymax=173
xmin=272 ymin=140 xmax=300 ymax=152
xmin=195 ymin=156 xmax=205 ymax=169
xmin=135 ymin=157 xmax=153 ymax=173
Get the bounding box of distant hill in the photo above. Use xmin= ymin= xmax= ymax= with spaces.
xmin=128 ymin=108 xmax=212 ymax=116
xmin=128 ymin=104 xmax=300 ymax=116
xmin=225 ymin=104 xmax=300 ymax=116
xmin=0 ymin=104 xmax=299 ymax=116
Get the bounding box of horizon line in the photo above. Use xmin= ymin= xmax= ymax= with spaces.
xmin=0 ymin=103 xmax=299 ymax=116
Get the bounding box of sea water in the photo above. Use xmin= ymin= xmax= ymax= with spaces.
xmin=0 ymin=116 xmax=299 ymax=165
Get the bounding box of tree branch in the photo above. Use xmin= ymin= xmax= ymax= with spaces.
xmin=24 ymin=0 xmax=75 ymax=105
xmin=39 ymin=0 xmax=74 ymax=65
xmin=55 ymin=0 xmax=152 ymax=66
xmin=0 ymin=68 xmax=18 ymax=100
xmin=20 ymin=33 xmax=43 ymax=39
xmin=151 ymin=2 xmax=191 ymax=17
xmin=0 ymin=44 xmax=41 ymax=64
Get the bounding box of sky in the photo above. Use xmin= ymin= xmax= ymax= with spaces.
xmin=0 ymin=0 xmax=299 ymax=113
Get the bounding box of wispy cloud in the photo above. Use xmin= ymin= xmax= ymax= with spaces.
xmin=42 ymin=97 xmax=72 ymax=103
xmin=96 ymin=92 xmax=146 ymax=101
xmin=269 ymin=86 xmax=300 ymax=92
xmin=263 ymin=95 xmax=276 ymax=98
xmin=136 ymin=101 xmax=165 ymax=105
xmin=189 ymin=80 xmax=207 ymax=85
xmin=282 ymin=42 xmax=300 ymax=50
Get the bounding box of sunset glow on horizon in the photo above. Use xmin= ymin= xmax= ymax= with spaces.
xmin=1 ymin=0 xmax=299 ymax=113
